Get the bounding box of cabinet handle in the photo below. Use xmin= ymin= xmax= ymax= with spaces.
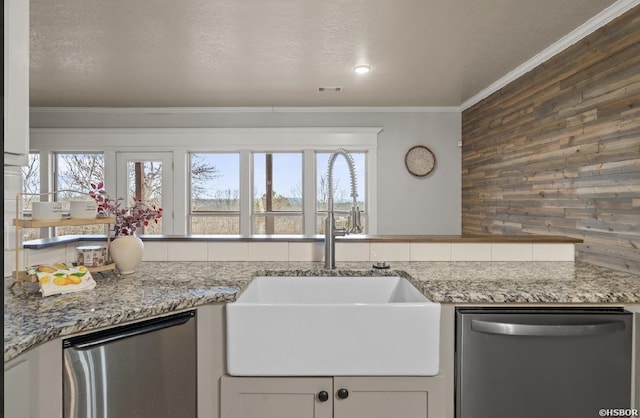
xmin=317 ymin=391 xmax=329 ymax=402
xmin=337 ymin=388 xmax=349 ymax=399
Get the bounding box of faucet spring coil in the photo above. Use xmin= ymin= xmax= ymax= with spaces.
xmin=326 ymin=148 xmax=359 ymax=204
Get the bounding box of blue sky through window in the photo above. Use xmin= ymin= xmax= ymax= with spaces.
xmin=190 ymin=151 xmax=365 ymax=204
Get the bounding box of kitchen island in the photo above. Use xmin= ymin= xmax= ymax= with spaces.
xmin=5 ymin=260 xmax=640 ymax=362
xmin=5 ymin=260 xmax=640 ymax=418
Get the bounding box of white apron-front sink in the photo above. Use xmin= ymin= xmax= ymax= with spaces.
xmin=226 ymin=276 xmax=441 ymax=376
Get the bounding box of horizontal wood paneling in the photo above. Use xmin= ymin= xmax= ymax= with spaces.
xmin=462 ymin=5 xmax=640 ymax=275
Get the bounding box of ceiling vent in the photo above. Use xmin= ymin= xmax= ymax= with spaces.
xmin=318 ymin=86 xmax=342 ymax=92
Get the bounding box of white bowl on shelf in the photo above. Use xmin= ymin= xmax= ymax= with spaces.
xmin=32 ymin=202 xmax=63 ymax=221
xmin=70 ymin=200 xmax=98 ymax=219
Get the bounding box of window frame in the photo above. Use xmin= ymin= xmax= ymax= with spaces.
xmin=29 ymin=127 xmax=380 ymax=237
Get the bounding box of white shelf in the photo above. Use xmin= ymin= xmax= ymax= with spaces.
xmin=11 ymin=191 xmax=118 ymax=292
xmin=13 ymin=217 xmax=116 ymax=228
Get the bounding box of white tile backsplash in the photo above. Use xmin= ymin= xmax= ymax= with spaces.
xmin=288 ymin=242 xmax=323 ymax=262
xmin=142 ymin=241 xmax=169 ymax=261
xmin=533 ymin=243 xmax=575 ymax=261
xmin=491 ymin=243 xmax=533 ymax=261
xmin=248 ymin=242 xmax=289 ymax=261
xmin=451 ymin=243 xmax=492 ymax=261
xmin=17 ymin=240 xmax=578 ymax=268
xmin=370 ymin=243 xmax=411 ymax=262
xmin=26 ymin=246 xmax=67 ymax=266
xmin=335 ymin=242 xmax=370 ymax=262
xmin=4 ymin=249 xmax=20 ymax=277
xmin=410 ymin=243 xmax=452 ymax=261
xmin=167 ymin=242 xmax=208 ymax=261
xmin=208 ymin=242 xmax=249 ymax=261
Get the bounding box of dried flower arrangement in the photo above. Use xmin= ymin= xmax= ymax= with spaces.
xmin=89 ymin=182 xmax=162 ymax=236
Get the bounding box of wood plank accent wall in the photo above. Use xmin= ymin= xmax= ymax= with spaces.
xmin=461 ymin=5 xmax=640 ymax=275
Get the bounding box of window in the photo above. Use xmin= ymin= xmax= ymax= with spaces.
xmin=54 ymin=153 xmax=105 ymax=236
xmin=19 ymin=152 xmax=102 ymax=239
xmin=253 ymin=152 xmax=303 ymax=234
xmin=124 ymin=161 xmax=164 ymax=235
xmin=316 ymin=152 xmax=366 ymax=234
xmin=27 ymin=127 xmax=379 ymax=238
xmin=116 ymin=152 xmax=172 ymax=235
xmin=190 ymin=153 xmax=240 ymax=234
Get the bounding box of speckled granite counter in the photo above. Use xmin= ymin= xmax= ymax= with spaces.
xmin=5 ymin=261 xmax=640 ymax=362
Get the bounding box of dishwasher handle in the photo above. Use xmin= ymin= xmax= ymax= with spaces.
xmin=66 ymin=311 xmax=195 ymax=350
xmin=471 ymin=318 xmax=626 ymax=337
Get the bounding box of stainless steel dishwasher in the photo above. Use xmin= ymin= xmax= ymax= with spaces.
xmin=63 ymin=310 xmax=196 ymax=418
xmin=456 ymin=307 xmax=632 ymax=418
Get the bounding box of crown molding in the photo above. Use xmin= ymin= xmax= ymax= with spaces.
xmin=460 ymin=0 xmax=639 ymax=111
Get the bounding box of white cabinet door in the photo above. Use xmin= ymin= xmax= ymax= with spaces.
xmin=4 ymin=358 xmax=31 ymax=418
xmin=221 ymin=375 xmax=447 ymax=418
xmin=3 ymin=0 xmax=30 ymax=166
xmin=221 ymin=376 xmax=333 ymax=418
xmin=3 ymin=339 xmax=63 ymax=418
xmin=334 ymin=376 xmax=446 ymax=418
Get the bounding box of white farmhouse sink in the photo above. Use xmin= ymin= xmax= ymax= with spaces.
xmin=226 ymin=276 xmax=441 ymax=376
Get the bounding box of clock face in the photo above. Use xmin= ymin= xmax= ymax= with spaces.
xmin=405 ymin=145 xmax=436 ymax=177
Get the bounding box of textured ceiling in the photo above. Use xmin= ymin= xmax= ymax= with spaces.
xmin=29 ymin=0 xmax=616 ymax=107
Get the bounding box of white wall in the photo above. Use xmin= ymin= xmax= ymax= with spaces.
xmin=30 ymin=107 xmax=462 ymax=236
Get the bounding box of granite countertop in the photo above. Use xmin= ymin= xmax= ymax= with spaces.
xmin=5 ymin=260 xmax=640 ymax=362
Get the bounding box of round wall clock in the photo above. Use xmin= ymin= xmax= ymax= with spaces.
xmin=405 ymin=145 xmax=436 ymax=177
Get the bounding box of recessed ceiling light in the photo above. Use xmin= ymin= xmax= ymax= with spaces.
xmin=354 ymin=65 xmax=371 ymax=74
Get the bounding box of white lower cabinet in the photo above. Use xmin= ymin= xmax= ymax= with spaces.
xmin=221 ymin=376 xmax=333 ymax=418
xmin=221 ymin=375 xmax=446 ymax=418
xmin=4 ymin=358 xmax=32 ymax=418
xmin=3 ymin=339 xmax=63 ymax=418
xmin=333 ymin=376 xmax=445 ymax=418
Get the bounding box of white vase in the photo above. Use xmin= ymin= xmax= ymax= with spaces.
xmin=109 ymin=235 xmax=144 ymax=275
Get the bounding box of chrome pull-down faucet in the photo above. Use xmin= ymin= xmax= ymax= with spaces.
xmin=324 ymin=148 xmax=362 ymax=269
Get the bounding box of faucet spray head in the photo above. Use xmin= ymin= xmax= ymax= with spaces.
xmin=349 ymin=206 xmax=363 ymax=234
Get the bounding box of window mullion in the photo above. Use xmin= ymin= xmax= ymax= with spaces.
xmin=265 ymin=153 xmax=274 ymax=234
xmin=239 ymin=150 xmax=252 ymax=235
xmin=303 ymin=150 xmax=316 ymax=236
xmin=39 ymin=151 xmax=53 ymax=238
xmin=173 ymin=150 xmax=188 ymax=235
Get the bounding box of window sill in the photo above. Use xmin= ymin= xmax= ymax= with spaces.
xmin=22 ymin=234 xmax=582 ymax=249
